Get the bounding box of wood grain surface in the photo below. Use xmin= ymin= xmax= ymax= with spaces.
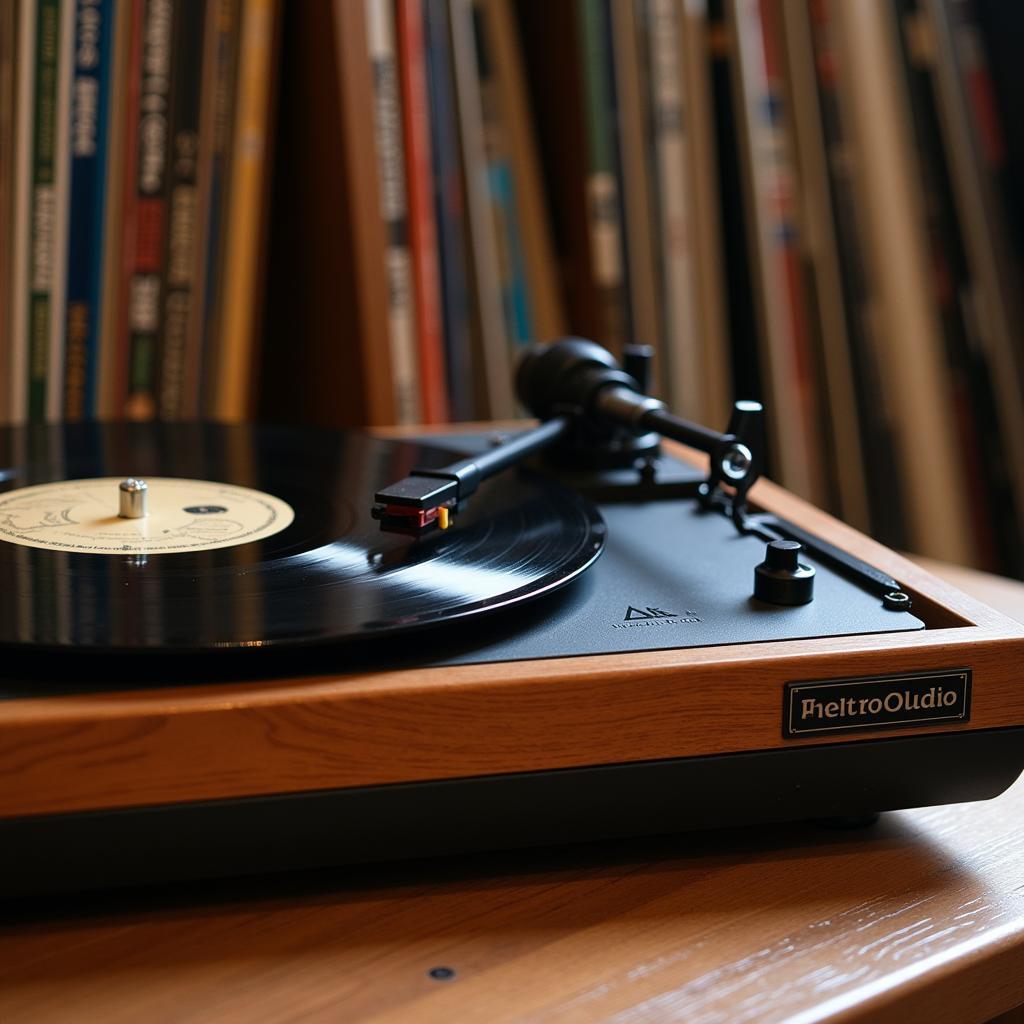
xmin=1 ymin=561 xmax=1023 ymax=1023
xmin=3 ymin=445 xmax=1024 ymax=818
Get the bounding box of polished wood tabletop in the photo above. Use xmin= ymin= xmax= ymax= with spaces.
xmin=2 ymin=560 xmax=1024 ymax=1024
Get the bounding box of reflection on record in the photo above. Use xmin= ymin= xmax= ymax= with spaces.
xmin=0 ymin=422 xmax=606 ymax=650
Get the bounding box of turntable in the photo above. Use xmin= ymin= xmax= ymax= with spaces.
xmin=1 ymin=339 xmax=1022 ymax=895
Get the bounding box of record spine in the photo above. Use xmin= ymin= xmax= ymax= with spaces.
xmin=365 ymin=0 xmax=421 ymax=425
xmin=776 ymin=0 xmax=871 ymax=532
xmin=728 ymin=0 xmax=828 ymax=507
xmin=449 ymin=0 xmax=512 ymax=418
xmin=645 ymin=0 xmax=702 ymax=418
xmin=924 ymin=0 xmax=1024 ymax=571
xmin=45 ymin=0 xmax=75 ymax=422
xmin=325 ymin=0 xmax=397 ymax=425
xmin=424 ymin=0 xmax=476 ymax=420
xmin=209 ymin=0 xmax=278 ymax=422
xmin=705 ymin=0 xmax=763 ymax=413
xmin=105 ymin=0 xmax=143 ymax=419
xmin=0 ymin=0 xmax=17 ymax=424
xmin=808 ymin=0 xmax=908 ymax=547
xmin=125 ymin=0 xmax=174 ymax=420
xmin=396 ymin=0 xmax=448 ymax=424
xmin=893 ymin=0 xmax=1001 ymax=569
xmin=157 ymin=0 xmax=203 ymax=419
xmin=834 ymin=0 xmax=975 ymax=563
xmin=514 ymin=0 xmax=603 ymax=350
xmin=27 ymin=0 xmax=65 ymax=423
xmin=576 ymin=0 xmax=629 ymax=354
xmin=758 ymin=0 xmax=830 ymax=507
xmin=194 ymin=0 xmax=239 ymax=417
xmin=184 ymin=0 xmax=236 ymax=420
xmin=63 ymin=0 xmax=115 ymax=421
xmin=609 ymin=0 xmax=664 ymax=394
xmin=8 ymin=1 xmax=38 ymax=425
xmin=482 ymin=0 xmax=566 ymax=344
xmin=677 ymin=0 xmax=732 ymax=428
xmin=473 ymin=0 xmax=535 ymax=360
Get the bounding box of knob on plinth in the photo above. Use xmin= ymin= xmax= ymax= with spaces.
xmin=754 ymin=540 xmax=815 ymax=605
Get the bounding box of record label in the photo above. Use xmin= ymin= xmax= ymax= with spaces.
xmin=0 ymin=477 xmax=295 ymax=555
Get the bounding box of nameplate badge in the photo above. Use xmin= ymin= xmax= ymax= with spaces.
xmin=784 ymin=669 xmax=971 ymax=739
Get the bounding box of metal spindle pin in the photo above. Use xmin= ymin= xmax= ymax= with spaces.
xmin=118 ymin=478 xmax=148 ymax=519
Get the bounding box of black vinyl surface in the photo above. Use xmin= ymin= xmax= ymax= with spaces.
xmin=0 ymin=424 xmax=925 ymax=690
xmin=0 ymin=422 xmax=605 ymax=649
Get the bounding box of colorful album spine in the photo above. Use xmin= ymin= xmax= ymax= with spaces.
xmin=834 ymin=0 xmax=976 ymax=563
xmin=645 ymin=0 xmax=702 ymax=418
xmin=424 ymin=0 xmax=475 ymax=420
xmin=94 ymin=0 xmax=131 ymax=416
xmin=209 ymin=0 xmax=277 ymax=421
xmin=365 ymin=0 xmax=421 ymax=425
xmin=677 ymin=0 xmax=733 ymax=426
xmin=26 ymin=0 xmax=65 ymax=422
xmin=449 ymin=0 xmax=513 ymax=418
xmin=0 ymin=0 xmax=17 ymax=423
xmin=727 ymin=0 xmax=827 ymax=505
xmin=893 ymin=0 xmax=999 ymax=569
xmin=484 ymin=0 xmax=567 ymax=344
xmin=63 ymin=0 xmax=115 ymax=420
xmin=473 ymin=1 xmax=534 ymax=356
xmin=923 ymin=0 xmax=1024 ymax=572
xmin=157 ymin=0 xmax=203 ymax=419
xmin=805 ymin=0 xmax=907 ymax=548
xmin=46 ymin=0 xmax=75 ymax=422
xmin=757 ymin=0 xmax=828 ymax=506
xmin=705 ymin=0 xmax=763 ymax=410
xmin=489 ymin=161 xmax=533 ymax=351
xmin=106 ymin=0 xmax=142 ymax=417
xmin=124 ymin=0 xmax=175 ymax=420
xmin=195 ymin=0 xmax=239 ymax=416
xmin=946 ymin=0 xmax=1024 ymax=385
xmin=396 ymin=0 xmax=448 ymax=424
xmin=576 ymin=0 xmax=629 ymax=354
xmin=9 ymin=3 xmax=38 ymax=424
xmin=609 ymin=0 xmax=663 ymax=393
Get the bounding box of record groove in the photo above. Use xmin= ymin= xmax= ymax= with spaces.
xmin=0 ymin=423 xmax=606 ymax=650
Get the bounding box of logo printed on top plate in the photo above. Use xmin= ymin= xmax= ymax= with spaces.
xmin=613 ymin=605 xmax=702 ymax=629
xmin=623 ymin=605 xmax=677 ymax=621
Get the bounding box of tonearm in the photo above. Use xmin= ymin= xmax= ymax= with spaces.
xmin=372 ymin=337 xmax=764 ymax=533
xmin=372 ymin=338 xmax=913 ymax=609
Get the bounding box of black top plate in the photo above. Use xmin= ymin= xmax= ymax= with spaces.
xmin=0 ymin=422 xmax=606 ymax=650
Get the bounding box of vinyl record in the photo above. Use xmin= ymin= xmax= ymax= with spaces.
xmin=0 ymin=422 xmax=606 ymax=650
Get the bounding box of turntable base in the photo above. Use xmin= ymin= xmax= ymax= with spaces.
xmin=1 ymin=419 xmax=1024 ymax=896
xmin=4 ymin=649 xmax=1024 ymax=1024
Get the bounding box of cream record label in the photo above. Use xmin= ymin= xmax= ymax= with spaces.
xmin=0 ymin=477 xmax=295 ymax=554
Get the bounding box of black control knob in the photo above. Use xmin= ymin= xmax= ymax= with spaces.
xmin=754 ymin=540 xmax=815 ymax=605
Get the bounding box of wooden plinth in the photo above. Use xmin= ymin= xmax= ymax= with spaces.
xmin=4 ymin=562 xmax=1024 ymax=1024
xmin=1 ymin=438 xmax=1023 ymax=818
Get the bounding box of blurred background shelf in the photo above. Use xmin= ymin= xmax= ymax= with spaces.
xmin=2 ymin=0 xmax=1024 ymax=572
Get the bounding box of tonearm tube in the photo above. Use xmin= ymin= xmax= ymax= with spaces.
xmin=372 ymin=337 xmax=765 ymax=533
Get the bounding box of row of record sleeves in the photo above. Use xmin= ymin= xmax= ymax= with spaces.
xmin=4 ymin=0 xmax=1024 ymax=574
xmin=0 ymin=0 xmax=277 ymax=426
xmin=268 ymin=0 xmax=1024 ymax=572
